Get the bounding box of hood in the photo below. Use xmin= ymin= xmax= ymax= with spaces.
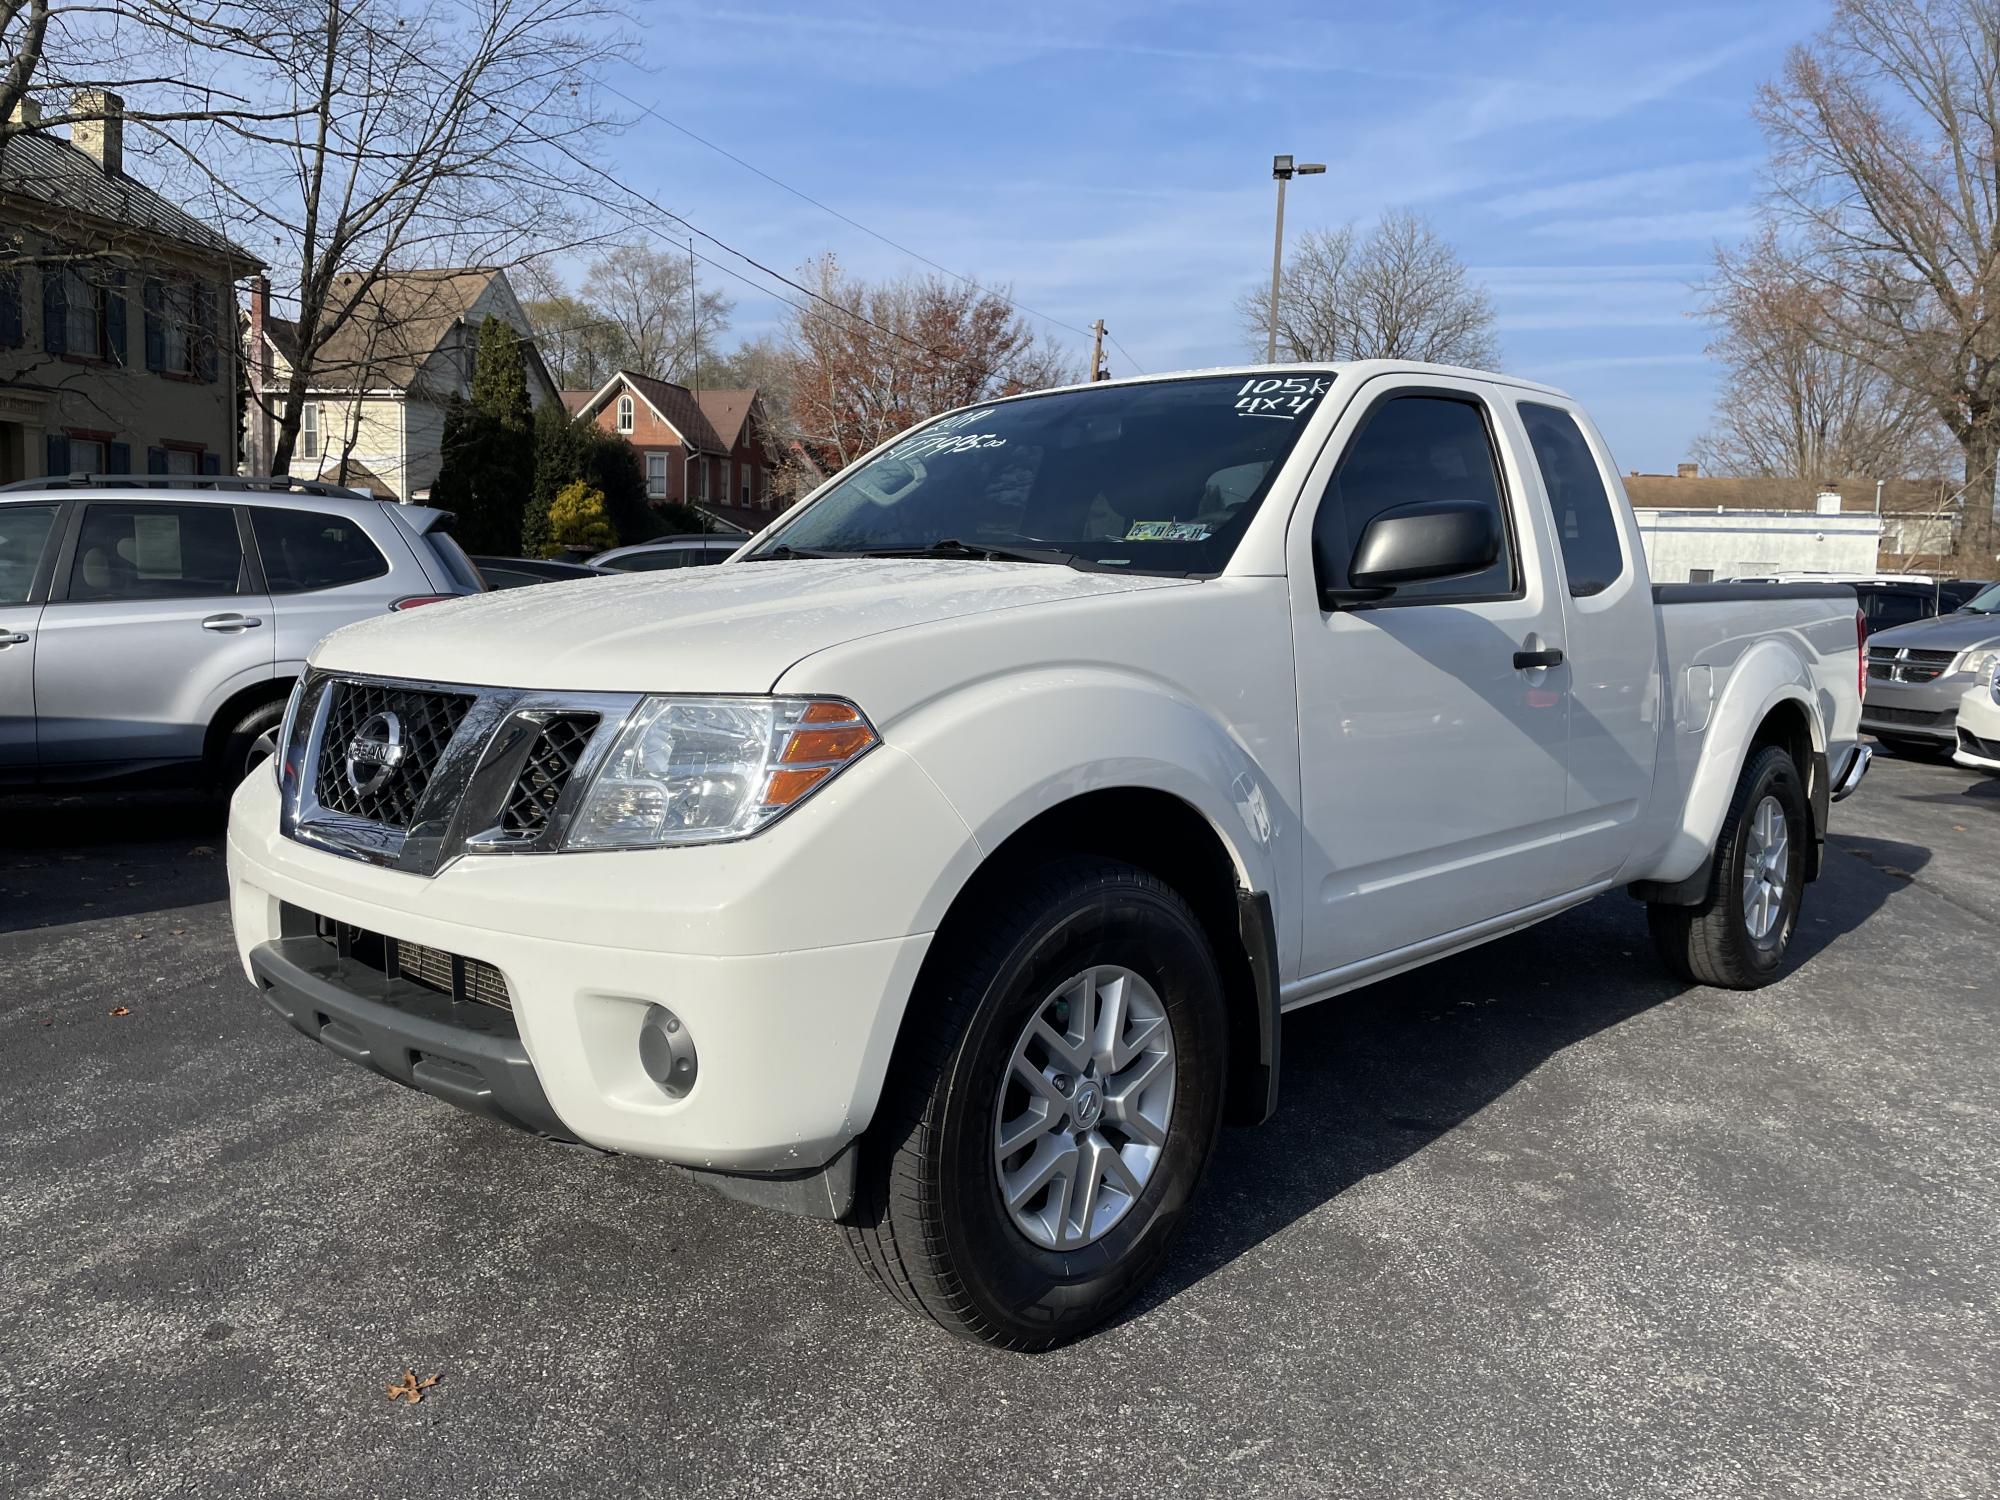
xmin=1868 ymin=610 xmax=2000 ymax=652
xmin=311 ymin=558 xmax=1194 ymax=692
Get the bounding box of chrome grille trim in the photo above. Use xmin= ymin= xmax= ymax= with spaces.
xmin=278 ymin=668 xmax=641 ymax=875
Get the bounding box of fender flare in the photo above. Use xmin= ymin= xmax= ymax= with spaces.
xmin=1639 ymin=640 xmax=1824 ymax=892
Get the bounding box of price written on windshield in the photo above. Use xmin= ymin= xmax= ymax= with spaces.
xmin=1236 ymin=376 xmax=1330 ymax=420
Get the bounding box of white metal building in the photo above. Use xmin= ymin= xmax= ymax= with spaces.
xmin=1632 ymin=505 xmax=1884 ymax=583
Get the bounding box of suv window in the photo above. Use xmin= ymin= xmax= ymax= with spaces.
xmin=0 ymin=504 xmax=58 ymax=604
xmin=1859 ymin=586 xmax=1931 ymax=630
xmin=252 ymin=507 xmax=388 ymax=592
xmin=1518 ymin=402 xmax=1623 ymax=597
xmin=1314 ymin=394 xmax=1515 ymax=600
xmin=68 ymin=502 xmax=246 ymax=601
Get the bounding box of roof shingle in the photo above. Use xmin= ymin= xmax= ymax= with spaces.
xmin=0 ymin=128 xmax=258 ymax=268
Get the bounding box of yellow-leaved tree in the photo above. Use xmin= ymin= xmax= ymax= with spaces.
xmin=545 ymin=480 xmax=616 ymax=556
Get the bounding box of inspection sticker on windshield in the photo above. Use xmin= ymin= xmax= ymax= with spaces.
xmin=1124 ymin=521 xmax=1211 ymax=542
xmin=1235 ymin=375 xmax=1330 ymax=420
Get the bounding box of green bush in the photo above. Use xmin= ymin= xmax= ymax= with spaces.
xmin=548 ymin=480 xmax=617 ymax=553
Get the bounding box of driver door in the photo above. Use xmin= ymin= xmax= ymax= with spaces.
xmin=1287 ymin=378 xmax=1571 ymax=982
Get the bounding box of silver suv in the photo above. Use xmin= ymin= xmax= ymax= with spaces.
xmin=1861 ymin=580 xmax=2000 ymax=754
xmin=0 ymin=476 xmax=484 ymax=788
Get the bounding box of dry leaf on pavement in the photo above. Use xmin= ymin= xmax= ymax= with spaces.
xmin=108 ymin=1006 xmax=131 ymax=1017
xmin=384 ymin=1369 xmax=440 ymax=1405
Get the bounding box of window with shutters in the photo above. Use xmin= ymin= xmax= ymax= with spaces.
xmin=143 ymin=275 xmax=214 ymax=380
xmin=46 ymin=265 xmax=121 ymax=360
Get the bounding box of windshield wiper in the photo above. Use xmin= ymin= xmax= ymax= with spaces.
xmin=850 ymin=538 xmax=1076 ymax=566
xmin=743 ymin=543 xmax=844 ymax=561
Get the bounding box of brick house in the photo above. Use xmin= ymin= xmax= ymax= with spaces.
xmin=0 ymin=93 xmax=262 ymax=482
xmin=567 ymin=371 xmax=787 ymax=531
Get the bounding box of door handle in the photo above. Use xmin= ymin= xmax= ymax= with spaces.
xmin=201 ymin=613 xmax=263 ymax=632
xmin=0 ymin=631 xmax=27 ymax=647
xmin=1513 ymin=647 xmax=1564 ymax=670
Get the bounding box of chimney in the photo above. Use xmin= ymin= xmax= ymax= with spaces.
xmin=1676 ymin=461 xmax=1698 ymax=479
xmin=69 ymin=89 xmax=123 ymax=176
xmin=8 ymin=96 xmax=40 ymax=128
xmin=1815 ymin=490 xmax=1843 ymax=515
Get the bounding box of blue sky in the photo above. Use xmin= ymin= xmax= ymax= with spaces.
xmin=601 ymin=0 xmax=1829 ymax=473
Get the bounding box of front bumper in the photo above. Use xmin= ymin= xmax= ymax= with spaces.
xmin=227 ymin=747 xmax=975 ymax=1172
xmin=1860 ymin=672 xmax=1975 ymax=741
xmin=1953 ymin=688 xmax=2000 ymax=772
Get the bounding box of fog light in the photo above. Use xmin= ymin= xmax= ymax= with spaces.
xmin=639 ymin=1004 xmax=698 ymax=1099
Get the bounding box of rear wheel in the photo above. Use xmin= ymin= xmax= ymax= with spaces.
xmin=1647 ymin=744 xmax=1809 ymax=989
xmin=843 ymin=856 xmax=1228 ymax=1349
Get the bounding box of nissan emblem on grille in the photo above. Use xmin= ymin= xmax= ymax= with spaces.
xmin=345 ymin=711 xmax=406 ymax=795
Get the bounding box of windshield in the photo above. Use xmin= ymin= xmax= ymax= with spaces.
xmin=752 ymin=373 xmax=1334 ymax=574
xmin=1957 ymin=582 xmax=2000 ymax=614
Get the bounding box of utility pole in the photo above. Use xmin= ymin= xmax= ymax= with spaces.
xmin=688 ymin=239 xmax=701 ymax=397
xmin=1089 ymin=319 xmax=1107 ymax=382
xmin=1266 ymin=154 xmax=1325 ymax=364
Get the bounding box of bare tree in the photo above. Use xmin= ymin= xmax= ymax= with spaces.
xmin=143 ymin=0 xmax=624 ymax=474
xmin=782 ymin=253 xmax=1075 ymax=475
xmin=1752 ymin=0 xmax=2000 ymax=563
xmin=579 ymin=243 xmax=731 ymax=384
xmin=1692 ymin=229 xmax=1956 ymax=481
xmin=1237 ymin=210 xmax=1499 ymax=368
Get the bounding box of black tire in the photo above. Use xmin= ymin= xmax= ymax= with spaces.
xmin=843 ymin=856 xmax=1228 ymax=1350
xmin=1874 ymin=734 xmax=1949 ymax=759
xmin=214 ymin=697 xmax=286 ymax=788
xmin=1647 ymin=744 xmax=1809 ymax=989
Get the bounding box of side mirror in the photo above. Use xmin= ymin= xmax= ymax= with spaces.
xmin=1323 ymin=500 xmax=1502 ymax=608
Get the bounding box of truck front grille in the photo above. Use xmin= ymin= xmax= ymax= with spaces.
xmin=499 ymin=713 xmax=599 ymax=840
xmin=312 ymin=680 xmax=473 ymax=829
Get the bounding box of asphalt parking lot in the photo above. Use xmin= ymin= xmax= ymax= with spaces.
xmin=2 ymin=751 xmax=1996 ymax=1499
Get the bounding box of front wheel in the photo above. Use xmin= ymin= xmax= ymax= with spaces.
xmin=843 ymin=856 xmax=1228 ymax=1349
xmin=1647 ymin=743 xmax=1809 ymax=989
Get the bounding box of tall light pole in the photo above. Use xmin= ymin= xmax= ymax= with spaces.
xmin=1266 ymin=154 xmax=1325 ymax=364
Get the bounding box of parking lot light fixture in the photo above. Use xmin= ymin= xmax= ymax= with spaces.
xmin=1268 ymin=156 xmax=1327 ymax=363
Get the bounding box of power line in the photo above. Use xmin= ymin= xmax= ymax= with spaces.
xmin=599 ymin=80 xmax=1106 ymax=347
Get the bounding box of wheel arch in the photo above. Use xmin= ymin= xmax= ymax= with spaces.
xmin=201 ymin=673 xmax=296 ymax=773
xmin=905 ymin=786 xmax=1282 ymax=1129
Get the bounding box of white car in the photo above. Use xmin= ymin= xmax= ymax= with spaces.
xmin=228 ymin=362 xmax=1869 ymax=1348
xmin=1951 ymin=660 xmax=2000 ymax=774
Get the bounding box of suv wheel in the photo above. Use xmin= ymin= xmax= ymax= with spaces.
xmin=843 ymin=856 xmax=1228 ymax=1349
xmin=215 ymin=698 xmax=286 ymax=788
xmin=1646 ymin=743 xmax=1809 ymax=989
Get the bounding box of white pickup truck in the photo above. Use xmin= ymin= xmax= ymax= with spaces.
xmin=228 ymin=361 xmax=1870 ymax=1348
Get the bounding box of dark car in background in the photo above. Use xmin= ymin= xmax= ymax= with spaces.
xmin=470 ymin=556 xmax=612 ymax=589
xmin=589 ymin=537 xmax=742 ymax=571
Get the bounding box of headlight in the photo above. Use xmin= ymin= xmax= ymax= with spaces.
xmin=1960 ymin=647 xmax=2000 ymax=681
xmin=565 ymin=696 xmax=877 ymax=848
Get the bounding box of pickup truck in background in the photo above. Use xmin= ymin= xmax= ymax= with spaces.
xmin=227 ymin=361 xmax=1870 ymax=1349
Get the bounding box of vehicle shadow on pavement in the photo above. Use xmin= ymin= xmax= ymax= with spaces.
xmin=1126 ymin=836 xmax=1929 ymax=1325
xmin=0 ymin=793 xmax=229 ymax=935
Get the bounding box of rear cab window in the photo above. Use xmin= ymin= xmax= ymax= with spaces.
xmin=1517 ymin=402 xmax=1625 ymax=597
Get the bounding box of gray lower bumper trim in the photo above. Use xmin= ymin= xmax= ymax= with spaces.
xmin=249 ymin=937 xmax=576 ymax=1142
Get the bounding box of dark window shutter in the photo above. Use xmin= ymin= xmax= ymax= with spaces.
xmin=147 ymin=446 xmax=168 ymax=475
xmin=194 ymin=283 xmax=217 ymax=382
xmin=142 ymin=278 xmax=164 ymax=371
xmin=199 ymin=452 xmax=220 ymax=476
xmin=106 ymin=274 xmax=127 ymax=364
xmin=108 ymin=441 xmax=131 ymax=473
xmin=0 ymin=269 xmax=20 ymax=346
xmin=46 ymin=434 xmax=69 ymax=475
xmin=42 ymin=270 xmax=67 ymax=354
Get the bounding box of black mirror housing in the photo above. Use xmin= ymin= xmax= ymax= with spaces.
xmin=1344 ymin=500 xmax=1502 ymax=595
